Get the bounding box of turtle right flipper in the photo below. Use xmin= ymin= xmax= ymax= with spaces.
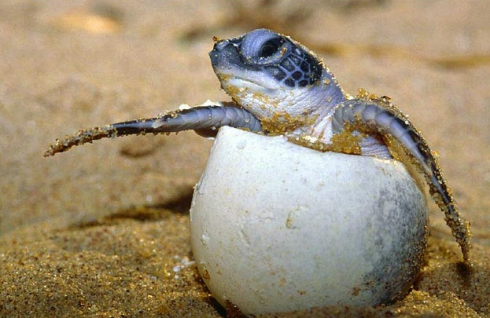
xmin=44 ymin=105 xmax=262 ymax=157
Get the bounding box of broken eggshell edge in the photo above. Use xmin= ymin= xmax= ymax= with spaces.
xmin=190 ymin=126 xmax=428 ymax=315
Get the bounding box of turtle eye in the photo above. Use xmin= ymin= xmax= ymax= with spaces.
xmin=240 ymin=29 xmax=290 ymax=65
xmin=259 ymin=37 xmax=284 ymax=59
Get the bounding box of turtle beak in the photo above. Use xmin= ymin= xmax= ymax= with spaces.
xmin=209 ymin=36 xmax=243 ymax=70
xmin=209 ymin=39 xmax=227 ymax=68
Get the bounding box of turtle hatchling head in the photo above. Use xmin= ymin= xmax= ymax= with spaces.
xmin=210 ymin=29 xmax=344 ymax=132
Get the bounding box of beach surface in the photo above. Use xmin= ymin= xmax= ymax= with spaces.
xmin=1 ymin=1 xmax=489 ymax=316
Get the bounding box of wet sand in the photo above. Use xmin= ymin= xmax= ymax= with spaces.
xmin=1 ymin=1 xmax=489 ymax=316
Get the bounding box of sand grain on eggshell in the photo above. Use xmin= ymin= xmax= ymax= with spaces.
xmin=1 ymin=1 xmax=489 ymax=317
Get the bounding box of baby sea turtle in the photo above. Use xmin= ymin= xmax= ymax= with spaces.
xmin=45 ymin=28 xmax=471 ymax=264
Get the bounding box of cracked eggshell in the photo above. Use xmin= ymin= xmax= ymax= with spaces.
xmin=190 ymin=126 xmax=428 ymax=315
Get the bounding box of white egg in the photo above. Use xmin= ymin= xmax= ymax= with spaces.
xmin=190 ymin=126 xmax=428 ymax=315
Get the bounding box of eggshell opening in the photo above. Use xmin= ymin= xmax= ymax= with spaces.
xmin=190 ymin=126 xmax=428 ymax=315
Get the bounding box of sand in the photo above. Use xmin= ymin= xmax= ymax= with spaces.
xmin=0 ymin=0 xmax=489 ymax=317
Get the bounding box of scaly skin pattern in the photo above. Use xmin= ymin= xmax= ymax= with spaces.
xmin=45 ymin=29 xmax=470 ymax=264
xmin=44 ymin=105 xmax=262 ymax=155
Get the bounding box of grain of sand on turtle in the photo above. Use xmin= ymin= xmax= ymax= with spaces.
xmin=0 ymin=1 xmax=489 ymax=317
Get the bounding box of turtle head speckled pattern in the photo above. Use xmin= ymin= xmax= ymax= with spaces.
xmin=210 ymin=29 xmax=322 ymax=88
xmin=209 ymin=29 xmax=345 ymax=123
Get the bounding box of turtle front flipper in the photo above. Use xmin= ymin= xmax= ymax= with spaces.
xmin=44 ymin=105 xmax=262 ymax=157
xmin=332 ymin=94 xmax=471 ymax=264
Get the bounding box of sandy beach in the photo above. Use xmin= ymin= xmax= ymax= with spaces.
xmin=1 ymin=1 xmax=489 ymax=316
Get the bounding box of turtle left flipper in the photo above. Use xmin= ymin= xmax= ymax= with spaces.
xmin=331 ymin=92 xmax=471 ymax=264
